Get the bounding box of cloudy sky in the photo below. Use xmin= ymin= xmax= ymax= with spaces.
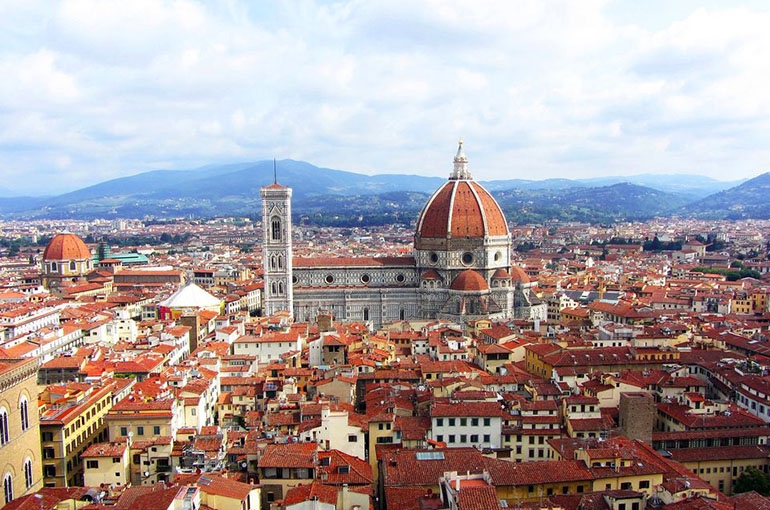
xmin=1 ymin=0 xmax=769 ymax=195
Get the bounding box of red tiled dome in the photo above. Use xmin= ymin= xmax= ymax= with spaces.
xmin=421 ymin=269 xmax=442 ymax=280
xmin=43 ymin=233 xmax=91 ymax=261
xmin=510 ymin=266 xmax=530 ymax=284
xmin=492 ymin=268 xmax=511 ymax=279
xmin=415 ymin=180 xmax=508 ymax=242
xmin=451 ymin=270 xmax=488 ymax=291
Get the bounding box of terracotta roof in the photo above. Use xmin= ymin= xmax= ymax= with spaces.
xmin=451 ymin=270 xmax=488 ymax=291
xmin=317 ymin=449 xmax=373 ymax=485
xmin=510 ymin=266 xmax=530 ymax=283
xmin=456 ymin=485 xmax=500 ymax=510
xmin=381 ymin=448 xmax=487 ymax=486
xmin=81 ymin=442 xmax=127 ymax=458
xmin=43 ymin=233 xmax=91 ymax=261
xmin=415 ymin=180 xmax=508 ymax=242
xmin=258 ymin=442 xmax=317 ymax=468
xmin=283 ymin=481 xmax=337 ymax=506
xmin=669 ymin=444 xmax=770 ymax=462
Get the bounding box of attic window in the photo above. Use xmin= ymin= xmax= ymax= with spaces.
xmin=337 ymin=465 xmax=350 ymax=474
xmin=320 ymin=457 xmax=330 ymax=466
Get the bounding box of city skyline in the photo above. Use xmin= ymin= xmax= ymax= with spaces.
xmin=2 ymin=0 xmax=770 ymax=195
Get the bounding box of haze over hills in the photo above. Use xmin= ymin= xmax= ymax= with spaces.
xmin=0 ymin=159 xmax=764 ymax=224
xmin=684 ymin=172 xmax=770 ymax=219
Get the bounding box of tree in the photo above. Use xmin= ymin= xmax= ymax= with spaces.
xmin=734 ymin=467 xmax=770 ymax=496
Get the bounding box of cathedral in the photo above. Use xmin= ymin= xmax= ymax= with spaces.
xmin=261 ymin=142 xmax=543 ymax=327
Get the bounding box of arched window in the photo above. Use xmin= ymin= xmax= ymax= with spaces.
xmin=400 ymin=309 xmax=405 ymax=321
xmin=277 ymin=255 xmax=283 ymax=269
xmin=271 ymin=217 xmax=281 ymax=241
xmin=0 ymin=408 xmax=8 ymax=445
xmin=363 ymin=308 xmax=369 ymax=321
xmin=69 ymin=261 xmax=76 ymax=271
xmin=278 ymin=282 xmax=284 ymax=295
xmin=270 ymin=255 xmax=276 ymax=270
xmin=3 ymin=473 xmax=12 ymax=504
xmin=50 ymin=262 xmax=57 ymax=272
xmin=24 ymin=458 xmax=32 ymax=489
xmin=271 ymin=282 xmax=277 ymax=295
xmin=19 ymin=397 xmax=29 ymax=431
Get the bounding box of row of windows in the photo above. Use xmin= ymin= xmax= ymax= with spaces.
xmin=3 ymin=460 xmax=34 ymax=504
xmin=48 ymin=261 xmax=89 ymax=272
xmin=86 ymin=458 xmax=123 ymax=469
xmin=435 ymin=433 xmax=492 ymax=444
xmin=295 ymin=273 xmax=408 ymax=286
xmin=120 ymin=425 xmax=161 ymax=436
xmin=0 ymin=398 xmax=31 ymax=447
xmin=435 ymin=417 xmax=492 ymax=427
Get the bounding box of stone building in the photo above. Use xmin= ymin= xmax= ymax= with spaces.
xmin=0 ymin=358 xmax=43 ymax=508
xmin=262 ymin=142 xmax=543 ymax=328
xmin=40 ymin=233 xmax=93 ymax=292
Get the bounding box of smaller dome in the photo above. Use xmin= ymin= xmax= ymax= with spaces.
xmin=492 ymin=268 xmax=511 ymax=279
xmin=43 ymin=233 xmax=91 ymax=261
xmin=421 ymin=269 xmax=441 ymax=280
xmin=451 ymin=270 xmax=488 ymax=292
xmin=510 ymin=266 xmax=530 ymax=284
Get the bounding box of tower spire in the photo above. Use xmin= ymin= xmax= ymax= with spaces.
xmin=450 ymin=139 xmax=471 ymax=180
xmin=273 ymin=158 xmax=277 ymax=184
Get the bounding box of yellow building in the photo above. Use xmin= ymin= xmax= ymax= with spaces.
xmin=0 ymin=358 xmax=43 ymax=508
xmin=128 ymin=436 xmax=174 ymax=485
xmin=104 ymin=397 xmax=181 ymax=441
xmin=669 ymin=445 xmax=770 ymax=495
xmin=81 ymin=442 xmax=130 ymax=488
xmin=39 ymin=382 xmax=114 ymax=487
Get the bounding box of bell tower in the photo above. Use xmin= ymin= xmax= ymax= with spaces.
xmin=260 ymin=181 xmax=293 ymax=318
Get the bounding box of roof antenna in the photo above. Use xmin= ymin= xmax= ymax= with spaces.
xmin=273 ymin=158 xmax=277 ymax=184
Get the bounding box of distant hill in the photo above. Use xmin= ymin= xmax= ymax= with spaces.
xmin=576 ymin=174 xmax=742 ymax=200
xmin=483 ymin=174 xmax=739 ymax=199
xmin=494 ymin=182 xmax=691 ymax=224
xmin=685 ymin=172 xmax=770 ymax=219
xmin=0 ymin=159 xmax=765 ymax=224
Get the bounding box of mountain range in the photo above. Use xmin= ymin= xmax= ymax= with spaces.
xmin=0 ymin=160 xmax=766 ymax=225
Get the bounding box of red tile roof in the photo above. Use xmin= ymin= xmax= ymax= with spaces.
xmin=258 ymin=443 xmax=317 ymax=468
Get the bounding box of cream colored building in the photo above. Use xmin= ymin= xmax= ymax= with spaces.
xmin=81 ymin=442 xmax=130 ymax=488
xmin=105 ymin=397 xmax=182 ymax=441
xmin=299 ymin=405 xmax=365 ymax=459
xmin=0 ymin=358 xmax=43 ymax=508
xmin=39 ymin=382 xmax=114 ymax=487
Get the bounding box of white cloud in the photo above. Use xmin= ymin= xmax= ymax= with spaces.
xmin=0 ymin=0 xmax=769 ymax=195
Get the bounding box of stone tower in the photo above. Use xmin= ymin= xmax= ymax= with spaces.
xmin=619 ymin=391 xmax=655 ymax=444
xmin=261 ymin=182 xmax=293 ymax=318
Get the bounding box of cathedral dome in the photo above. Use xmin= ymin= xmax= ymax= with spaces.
xmin=492 ymin=268 xmax=511 ymax=279
xmin=510 ymin=266 xmax=530 ymax=284
xmin=415 ymin=142 xmax=508 ymax=248
xmin=43 ymin=233 xmax=91 ymax=261
xmin=451 ymin=269 xmax=488 ymax=291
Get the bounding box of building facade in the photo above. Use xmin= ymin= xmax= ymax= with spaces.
xmin=39 ymin=382 xmax=114 ymax=488
xmin=0 ymin=358 xmax=43 ymax=508
xmin=262 ymin=143 xmax=541 ymax=327
xmin=40 ymin=233 xmax=93 ymax=292
xmin=261 ymin=182 xmax=294 ymax=318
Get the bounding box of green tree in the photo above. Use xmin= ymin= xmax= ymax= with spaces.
xmin=734 ymin=467 xmax=770 ymax=496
